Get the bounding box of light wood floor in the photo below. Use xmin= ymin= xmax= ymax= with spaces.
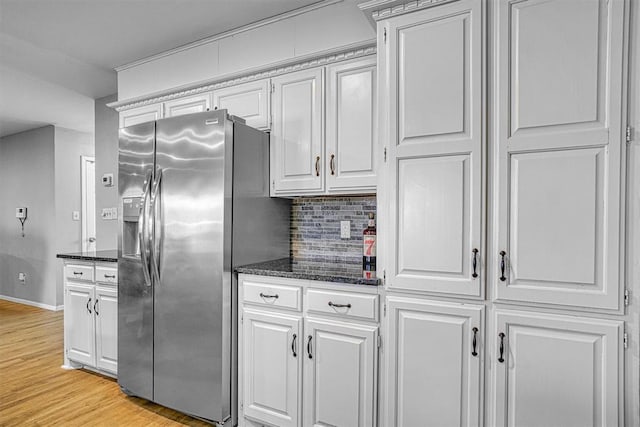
xmin=0 ymin=299 xmax=211 ymax=426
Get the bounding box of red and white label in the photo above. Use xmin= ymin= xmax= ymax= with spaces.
xmin=363 ymin=236 xmax=376 ymax=257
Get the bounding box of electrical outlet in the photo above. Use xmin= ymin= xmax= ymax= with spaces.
xmin=18 ymin=272 xmax=26 ymax=284
xmin=340 ymin=221 xmax=351 ymax=239
xmin=101 ymin=207 xmax=118 ymax=220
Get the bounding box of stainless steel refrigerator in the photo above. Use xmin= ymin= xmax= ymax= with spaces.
xmin=117 ymin=109 xmax=289 ymax=425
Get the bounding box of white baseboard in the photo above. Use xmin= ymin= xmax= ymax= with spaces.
xmin=0 ymin=294 xmax=63 ymax=311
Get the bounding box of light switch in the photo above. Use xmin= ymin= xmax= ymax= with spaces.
xmin=340 ymin=221 xmax=351 ymax=239
xmin=72 ymin=211 xmax=80 ymax=221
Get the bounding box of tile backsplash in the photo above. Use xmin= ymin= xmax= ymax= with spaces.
xmin=290 ymin=195 xmax=377 ymax=275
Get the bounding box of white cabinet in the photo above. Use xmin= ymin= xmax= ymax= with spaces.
xmin=303 ymin=317 xmax=377 ymax=427
xmin=238 ymin=275 xmax=380 ymax=427
xmin=326 ymin=57 xmax=377 ymax=193
xmin=119 ymin=103 xmax=163 ymax=128
xmin=63 ymin=261 xmax=118 ymax=376
xmin=66 ymin=282 xmax=95 ymax=366
xmin=213 ymin=80 xmax=270 ymax=130
xmin=95 ymin=286 xmax=118 ymax=374
xmin=491 ymin=309 xmax=623 ymax=427
xmin=384 ymin=296 xmax=483 ymax=427
xmin=494 ymin=0 xmax=627 ymax=311
xmin=382 ymin=0 xmax=484 ymax=298
xmin=270 ymin=57 xmax=377 ymax=197
xmin=163 ymin=92 xmax=212 ymax=117
xmin=271 ymin=68 xmax=324 ymax=195
xmin=243 ymin=308 xmax=301 ymax=427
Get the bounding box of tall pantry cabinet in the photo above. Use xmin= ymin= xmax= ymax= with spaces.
xmin=370 ymin=0 xmax=631 ymax=426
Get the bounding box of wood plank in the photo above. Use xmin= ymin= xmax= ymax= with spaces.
xmin=0 ymin=299 xmax=210 ymax=426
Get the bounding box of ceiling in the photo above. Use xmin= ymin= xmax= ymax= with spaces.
xmin=0 ymin=0 xmax=323 ymax=137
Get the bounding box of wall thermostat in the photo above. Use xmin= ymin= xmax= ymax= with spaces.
xmin=16 ymin=207 xmax=27 ymax=219
xmin=102 ymin=173 xmax=114 ymax=187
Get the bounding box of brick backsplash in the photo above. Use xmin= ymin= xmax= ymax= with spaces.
xmin=290 ymin=195 xmax=377 ymax=275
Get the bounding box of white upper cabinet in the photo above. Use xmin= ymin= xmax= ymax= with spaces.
xmin=213 ymin=80 xmax=270 ymax=130
xmin=382 ymin=0 xmax=484 ymax=297
xmin=163 ymin=92 xmax=212 ymax=118
xmin=492 ymin=309 xmax=623 ymax=427
xmin=119 ymin=103 xmax=163 ymax=128
xmin=303 ymin=318 xmax=378 ymax=427
xmin=385 ymin=296 xmax=483 ymax=427
xmin=326 ymin=57 xmax=377 ymax=193
xmin=271 ymin=68 xmax=324 ymax=195
xmin=494 ymin=0 xmax=626 ymax=310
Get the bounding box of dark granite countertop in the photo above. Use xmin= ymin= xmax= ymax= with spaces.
xmin=236 ymin=258 xmax=381 ymax=286
xmin=57 ymin=250 xmax=118 ymax=263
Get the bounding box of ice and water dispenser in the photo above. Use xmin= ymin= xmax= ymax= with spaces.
xmin=122 ymin=197 xmax=143 ymax=258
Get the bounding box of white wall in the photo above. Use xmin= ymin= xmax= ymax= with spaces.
xmin=0 ymin=126 xmax=57 ymax=307
xmin=117 ymin=0 xmax=374 ymax=100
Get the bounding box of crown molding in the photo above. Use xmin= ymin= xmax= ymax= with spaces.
xmin=108 ymin=39 xmax=376 ymax=111
xmin=115 ymin=0 xmax=343 ymax=72
xmin=358 ymin=0 xmax=458 ymax=22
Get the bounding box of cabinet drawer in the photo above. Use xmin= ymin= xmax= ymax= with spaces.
xmin=307 ymin=289 xmax=378 ymax=321
xmin=96 ymin=266 xmax=118 ymax=284
xmin=243 ymin=280 xmax=302 ymax=312
xmin=64 ymin=264 xmax=94 ymax=282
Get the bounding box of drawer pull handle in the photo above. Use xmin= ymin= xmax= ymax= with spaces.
xmin=328 ymin=301 xmax=351 ymax=309
xmin=94 ymin=299 xmax=99 ymax=316
xmin=315 ymin=156 xmax=320 ymax=177
xmin=307 ymin=335 xmax=313 ymax=359
xmin=104 ymin=274 xmax=116 ymax=279
xmin=471 ymin=327 xmax=478 ymax=357
xmin=291 ymin=334 xmax=297 ymax=358
xmin=499 ymin=251 xmax=507 ymax=282
xmin=330 ymin=154 xmax=336 ymax=175
xmin=73 ymin=271 xmax=83 ymax=276
xmin=86 ymin=298 xmax=92 ymax=314
xmin=472 ymin=248 xmax=478 ymax=278
xmin=259 ymin=293 xmax=279 ymax=299
xmin=498 ymin=332 xmax=506 ymax=363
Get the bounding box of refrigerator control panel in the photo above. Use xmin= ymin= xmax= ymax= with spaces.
xmin=123 ymin=197 xmax=142 ymax=221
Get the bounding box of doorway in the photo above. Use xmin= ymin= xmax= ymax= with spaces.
xmin=81 ymin=156 xmax=96 ymax=252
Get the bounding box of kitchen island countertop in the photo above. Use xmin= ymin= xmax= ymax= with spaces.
xmin=56 ymin=250 xmax=118 ymax=263
xmin=236 ymin=258 xmax=380 ymax=286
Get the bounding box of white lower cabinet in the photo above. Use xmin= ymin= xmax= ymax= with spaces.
xmin=243 ymin=309 xmax=302 ymax=427
xmin=303 ymin=318 xmax=377 ymax=427
xmin=239 ymin=274 xmax=379 ymax=427
xmin=384 ymin=296 xmax=484 ymax=427
xmin=66 ymin=283 xmax=96 ymax=366
xmin=95 ymin=286 xmax=118 ymax=374
xmin=492 ymin=309 xmax=623 ymax=427
xmin=64 ymin=261 xmax=118 ymax=376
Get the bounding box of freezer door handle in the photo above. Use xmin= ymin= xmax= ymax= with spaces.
xmin=151 ymin=168 xmax=163 ymax=285
xmin=138 ymin=170 xmax=153 ymax=287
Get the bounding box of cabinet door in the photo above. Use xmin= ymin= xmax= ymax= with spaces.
xmin=385 ymin=296 xmax=483 ymax=427
xmin=119 ymin=103 xmax=162 ymax=128
xmin=303 ymin=318 xmax=377 ymax=427
xmin=213 ymin=80 xmax=270 ymax=130
xmin=66 ymin=283 xmax=95 ymax=366
xmin=384 ymin=0 xmax=484 ymax=297
xmin=271 ymin=68 xmax=324 ymax=195
xmin=326 ymin=57 xmax=377 ymax=193
xmin=164 ymin=92 xmax=212 ymax=118
xmin=95 ymin=286 xmax=118 ymax=374
xmin=492 ymin=309 xmax=623 ymax=427
xmin=494 ymin=0 xmax=626 ymax=310
xmin=243 ymin=309 xmax=301 ymax=427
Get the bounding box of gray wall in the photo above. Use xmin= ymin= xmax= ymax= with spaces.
xmin=0 ymin=126 xmax=57 ymax=307
xmin=54 ymin=127 xmax=94 ymax=305
xmin=94 ymin=94 xmax=119 ymax=250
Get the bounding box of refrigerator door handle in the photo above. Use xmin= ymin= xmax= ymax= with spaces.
xmin=138 ymin=170 xmax=153 ymax=287
xmin=150 ymin=168 xmax=163 ymax=284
